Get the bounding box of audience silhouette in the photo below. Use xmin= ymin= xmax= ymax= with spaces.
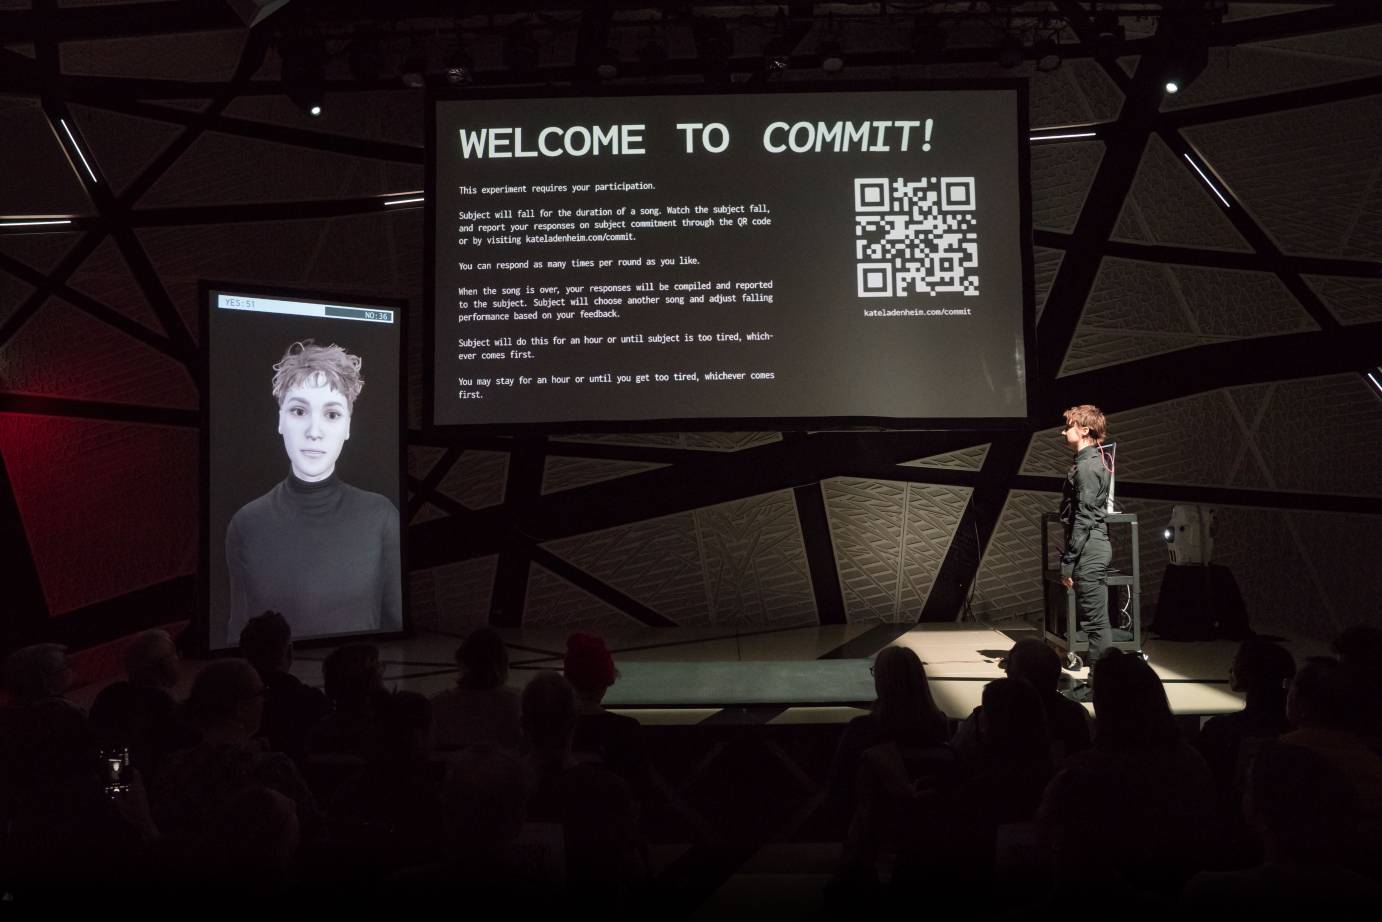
xmin=6 ymin=614 xmax=1382 ymax=908
xmin=431 ymin=625 xmax=522 ymax=751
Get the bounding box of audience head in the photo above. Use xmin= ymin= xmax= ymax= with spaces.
xmin=124 ymin=629 xmax=181 ymax=690
xmin=2 ymin=643 xmax=73 ymax=703
xmin=1287 ymin=656 xmax=1367 ymax=733
xmin=1331 ymin=624 xmax=1382 ymax=672
xmin=979 ymin=677 xmax=1051 ymax=763
xmin=564 ymin=632 xmax=616 ymax=700
xmin=522 ymin=671 xmax=578 ymax=755
xmin=364 ymin=690 xmax=432 ymax=764
xmin=441 ymin=746 xmax=529 ymax=855
xmin=186 ymin=658 xmax=265 ymax=737
xmin=238 ymin=610 xmax=293 ymax=675
xmin=456 ymin=626 xmax=509 ymax=691
xmin=1244 ymin=741 xmax=1356 ymax=865
xmin=1004 ymin=638 xmax=1063 ymax=693
xmin=1090 ymin=649 xmax=1179 ymax=751
xmin=871 ymin=645 xmax=946 ymax=740
xmin=1229 ymin=638 xmax=1295 ymax=700
xmin=322 ymin=643 xmax=383 ymax=712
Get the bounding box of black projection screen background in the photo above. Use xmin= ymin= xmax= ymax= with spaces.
xmin=429 ymin=85 xmax=1032 ymax=430
xmin=201 ymin=284 xmax=406 ymax=651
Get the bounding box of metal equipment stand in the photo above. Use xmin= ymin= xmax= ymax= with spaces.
xmin=1041 ymin=512 xmax=1143 ymax=670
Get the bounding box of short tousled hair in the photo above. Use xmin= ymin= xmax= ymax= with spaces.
xmin=1006 ymin=638 xmax=1062 ymax=692
xmin=271 ymin=340 xmax=364 ymax=411
xmin=239 ymin=610 xmax=292 ymax=672
xmin=1063 ymin=404 xmax=1107 ymax=444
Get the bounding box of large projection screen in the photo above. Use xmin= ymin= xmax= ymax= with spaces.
xmin=428 ymin=84 xmax=1033 ymax=431
xmin=201 ymin=283 xmax=406 ymax=651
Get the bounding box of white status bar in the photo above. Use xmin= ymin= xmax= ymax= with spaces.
xmin=216 ymin=294 xmax=394 ymax=324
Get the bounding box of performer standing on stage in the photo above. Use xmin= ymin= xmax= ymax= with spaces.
xmin=1059 ymin=404 xmax=1113 ymax=685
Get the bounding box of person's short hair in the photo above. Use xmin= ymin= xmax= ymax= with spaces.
xmin=1005 ymin=638 xmax=1062 ymax=692
xmin=1090 ymin=650 xmax=1179 ymax=750
xmin=1289 ymin=657 xmax=1366 ymax=732
xmin=2 ymin=643 xmax=71 ymax=702
xmin=271 ymin=340 xmax=364 ymax=412
xmin=239 ymin=611 xmax=292 ymax=673
xmin=187 ymin=658 xmax=262 ymax=726
xmin=456 ymin=626 xmax=509 ymax=691
xmin=1063 ymin=404 xmax=1107 ymax=444
xmin=563 ymin=631 xmax=616 ymax=693
xmin=124 ymin=629 xmax=179 ymax=689
xmin=521 ymin=671 xmax=577 ymax=751
xmin=441 ymin=746 xmax=529 ymax=852
xmin=1232 ymin=638 xmax=1295 ymax=697
xmin=322 ymin=643 xmax=381 ymax=710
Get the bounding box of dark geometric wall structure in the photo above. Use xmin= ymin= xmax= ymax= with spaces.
xmin=2 ymin=2 xmax=1381 ymax=654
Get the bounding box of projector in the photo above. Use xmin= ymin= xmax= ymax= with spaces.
xmin=1164 ymin=505 xmax=1216 ymax=565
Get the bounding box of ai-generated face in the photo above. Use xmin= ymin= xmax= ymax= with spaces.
xmin=278 ymin=377 xmax=351 ymax=482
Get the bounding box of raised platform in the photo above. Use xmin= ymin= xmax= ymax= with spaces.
xmin=275 ymin=622 xmax=1332 ymax=725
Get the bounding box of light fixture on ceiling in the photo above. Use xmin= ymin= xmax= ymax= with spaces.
xmin=819 ymin=40 xmax=845 ymax=74
xmin=1092 ymin=9 xmax=1125 ymax=64
xmin=594 ymin=47 xmax=620 ymax=81
xmin=445 ymin=48 xmax=474 ymax=85
xmin=399 ymin=53 xmax=427 ymax=89
xmin=281 ymin=41 xmax=325 ymax=116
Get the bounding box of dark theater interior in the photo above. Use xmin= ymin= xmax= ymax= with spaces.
xmin=2 ymin=0 xmax=1382 ymax=912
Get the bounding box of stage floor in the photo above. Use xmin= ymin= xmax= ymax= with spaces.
xmin=275 ymin=622 xmax=1332 ymax=724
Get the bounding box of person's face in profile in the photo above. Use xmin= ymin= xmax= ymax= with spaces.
xmin=278 ymin=376 xmax=351 ymax=482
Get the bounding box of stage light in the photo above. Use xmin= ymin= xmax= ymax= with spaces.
xmin=996 ymin=34 xmax=1024 ymax=69
xmin=1161 ymin=9 xmax=1210 ymax=96
xmin=1183 ymin=152 xmax=1231 ymax=208
xmin=1092 ymin=10 xmax=1124 ymax=64
xmin=1165 ymin=506 xmax=1216 ymax=565
xmin=1034 ymin=37 xmax=1061 ymax=72
xmin=819 ymin=40 xmax=844 ymax=74
xmin=1366 ymin=368 xmax=1382 ymax=398
xmin=761 ymin=35 xmax=792 ymax=73
xmin=58 ymin=118 xmax=98 ymax=183
xmin=399 ymin=54 xmax=427 ymax=88
xmin=1030 ymin=130 xmax=1099 ymax=142
xmin=0 ymin=217 xmax=74 ymax=228
xmin=594 ymin=47 xmax=620 ymax=80
xmin=445 ymin=48 xmax=474 ymax=85
xmin=281 ymin=42 xmax=325 ymax=116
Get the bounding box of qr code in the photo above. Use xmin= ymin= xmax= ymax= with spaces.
xmin=854 ymin=177 xmax=980 ymax=298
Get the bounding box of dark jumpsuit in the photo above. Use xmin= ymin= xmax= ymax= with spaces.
xmin=1059 ymin=445 xmax=1112 ymax=667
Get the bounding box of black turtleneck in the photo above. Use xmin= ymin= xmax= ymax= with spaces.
xmin=225 ymin=473 xmax=401 ymax=643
